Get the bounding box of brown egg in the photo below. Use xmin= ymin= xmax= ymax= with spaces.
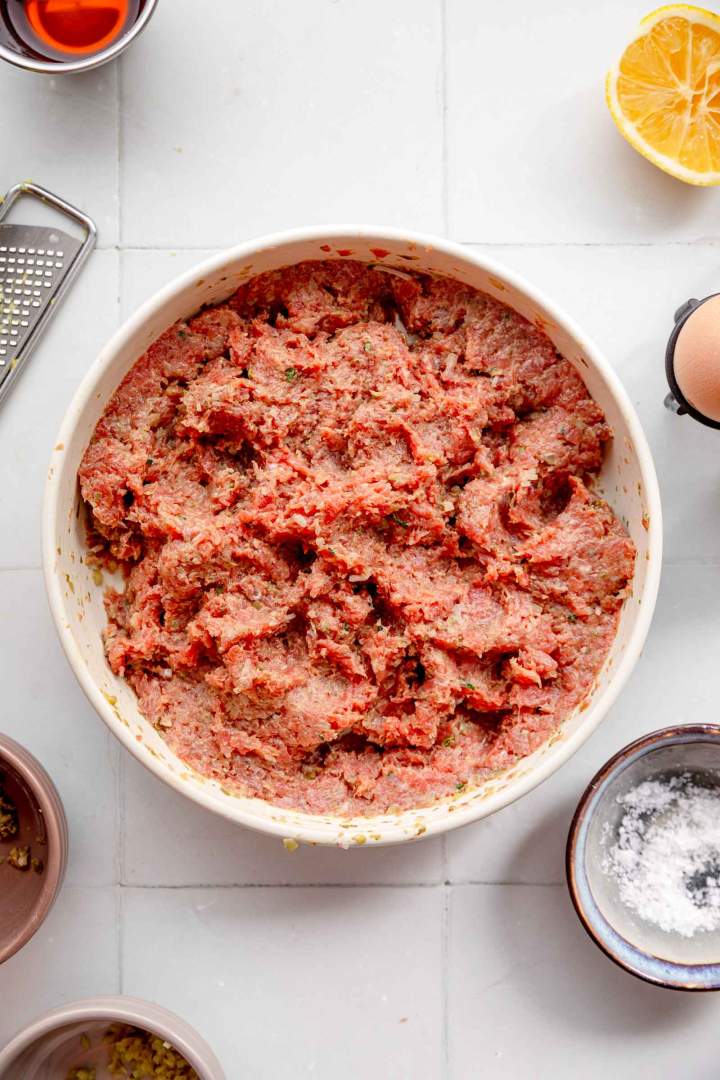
xmin=674 ymin=295 xmax=720 ymax=423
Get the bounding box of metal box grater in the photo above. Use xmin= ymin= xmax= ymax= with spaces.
xmin=0 ymin=182 xmax=96 ymax=408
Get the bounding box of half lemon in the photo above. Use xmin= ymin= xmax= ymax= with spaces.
xmin=607 ymin=5 xmax=720 ymax=185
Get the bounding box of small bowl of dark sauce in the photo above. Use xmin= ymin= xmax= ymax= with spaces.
xmin=0 ymin=0 xmax=159 ymax=74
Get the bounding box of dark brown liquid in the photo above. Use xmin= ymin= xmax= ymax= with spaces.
xmin=2 ymin=0 xmax=141 ymax=61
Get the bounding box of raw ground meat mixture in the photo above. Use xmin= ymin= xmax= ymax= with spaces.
xmin=79 ymin=259 xmax=635 ymax=816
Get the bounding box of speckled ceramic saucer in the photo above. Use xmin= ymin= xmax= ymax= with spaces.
xmin=567 ymin=725 xmax=720 ymax=991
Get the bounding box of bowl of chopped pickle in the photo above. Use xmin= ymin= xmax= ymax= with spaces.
xmin=0 ymin=734 xmax=68 ymax=964
xmin=0 ymin=995 xmax=225 ymax=1079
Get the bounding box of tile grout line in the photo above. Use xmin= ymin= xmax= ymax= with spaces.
xmin=87 ymin=240 xmax=720 ymax=252
xmin=442 ymin=825 xmax=446 ymax=1071
xmin=113 ymin=880 xmax=565 ymax=890
xmin=440 ymin=0 xmax=449 ymax=239
xmin=441 ymin=826 xmax=449 ymax=1078
xmin=447 ymin=879 xmax=564 ymax=888
xmin=117 ymin=883 xmax=124 ymax=995
xmin=117 ymin=880 xmax=446 ymax=890
xmin=441 ymin=881 xmax=450 ymax=1079
xmin=118 ymin=748 xmax=126 ymax=893
xmin=452 ymin=239 xmax=720 ymax=249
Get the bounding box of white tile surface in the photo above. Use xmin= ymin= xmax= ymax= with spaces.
xmin=120 ymin=248 xmax=217 ymax=319
xmin=119 ymin=0 xmax=444 ymax=248
xmin=3 ymin=1 xmax=720 ymax=1075
xmin=448 ymin=886 xmax=718 ymax=1079
xmin=0 ymin=570 xmax=118 ymax=887
xmin=447 ymin=1 xmax=720 ymax=243
xmin=0 ymin=886 xmax=118 ymax=1046
xmin=0 ymin=68 xmax=119 ymax=245
xmin=122 ymin=885 xmax=444 ymax=1080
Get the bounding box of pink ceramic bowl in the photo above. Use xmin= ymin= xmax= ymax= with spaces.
xmin=0 ymin=734 xmax=68 ymax=964
xmin=0 ymin=995 xmax=225 ymax=1078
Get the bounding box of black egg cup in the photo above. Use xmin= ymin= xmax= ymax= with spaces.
xmin=665 ymin=293 xmax=720 ymax=430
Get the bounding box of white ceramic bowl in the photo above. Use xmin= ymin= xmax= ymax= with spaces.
xmin=43 ymin=227 xmax=662 ymax=848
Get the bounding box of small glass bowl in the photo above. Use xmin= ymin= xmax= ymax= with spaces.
xmin=0 ymin=0 xmax=159 ymax=75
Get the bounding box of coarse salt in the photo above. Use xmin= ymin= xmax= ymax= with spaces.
xmin=603 ymin=773 xmax=720 ymax=938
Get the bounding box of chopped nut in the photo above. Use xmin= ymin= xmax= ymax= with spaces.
xmin=0 ymin=785 xmax=18 ymax=840
xmin=8 ymin=845 xmax=30 ymax=870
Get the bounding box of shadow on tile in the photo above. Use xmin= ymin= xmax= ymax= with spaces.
xmin=538 ymin=85 xmax=710 ymax=240
xmin=446 ymin=780 xmax=581 ymax=885
xmin=486 ymin=884 xmax=707 ymax=1034
xmin=500 ymin=794 xmax=576 ymax=884
xmin=122 ymin=755 xmax=443 ymax=886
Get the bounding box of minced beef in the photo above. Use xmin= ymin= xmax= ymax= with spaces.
xmin=79 ymin=260 xmax=635 ymax=816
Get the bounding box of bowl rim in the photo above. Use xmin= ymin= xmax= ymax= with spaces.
xmin=566 ymin=723 xmax=720 ymax=991
xmin=42 ymin=224 xmax=663 ymax=845
xmin=0 ymin=0 xmax=160 ymax=75
xmin=0 ymin=995 xmax=225 ymax=1077
xmin=0 ymin=734 xmax=68 ymax=965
